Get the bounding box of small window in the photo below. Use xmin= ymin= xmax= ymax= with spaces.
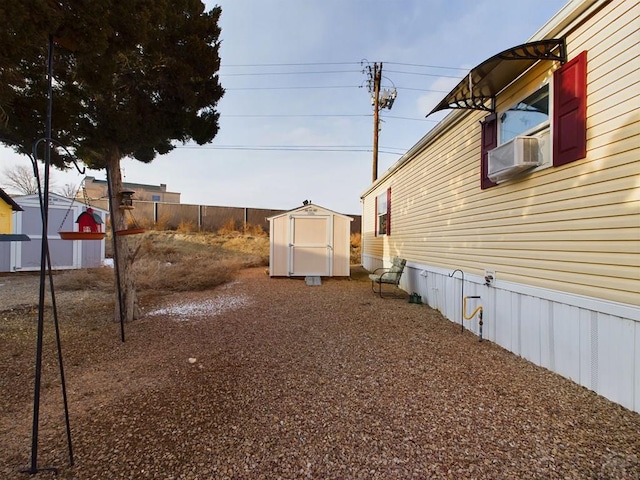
xmin=151 ymin=195 xmax=161 ymax=201
xmin=499 ymin=84 xmax=549 ymax=144
xmin=480 ymin=51 xmax=587 ymax=189
xmin=376 ymin=192 xmax=387 ymax=236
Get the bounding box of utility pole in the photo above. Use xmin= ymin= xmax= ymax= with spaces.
xmin=372 ymin=63 xmax=381 ymax=183
xmin=363 ymin=62 xmax=397 ymax=182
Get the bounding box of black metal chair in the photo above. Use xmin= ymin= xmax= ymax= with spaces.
xmin=369 ymin=257 xmax=407 ymax=298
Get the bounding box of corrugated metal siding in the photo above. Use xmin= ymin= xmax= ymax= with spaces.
xmin=365 ymin=0 xmax=639 ymax=307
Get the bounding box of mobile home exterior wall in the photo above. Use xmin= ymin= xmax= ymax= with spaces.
xmin=361 ymin=0 xmax=639 ymax=412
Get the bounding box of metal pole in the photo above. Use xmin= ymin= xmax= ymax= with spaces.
xmin=26 ymin=34 xmax=60 ymax=476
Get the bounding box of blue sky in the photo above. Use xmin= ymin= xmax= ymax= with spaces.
xmin=0 ymin=0 xmax=568 ymax=215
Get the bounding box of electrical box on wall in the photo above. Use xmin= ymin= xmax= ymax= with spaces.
xmin=484 ymin=269 xmax=495 ymax=287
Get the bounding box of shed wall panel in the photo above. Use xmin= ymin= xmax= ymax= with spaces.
xmin=0 ymin=243 xmax=10 ymax=271
xmin=270 ymin=215 xmax=289 ymax=276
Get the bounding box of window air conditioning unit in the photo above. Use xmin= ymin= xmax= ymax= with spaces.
xmin=488 ymin=136 xmax=541 ymax=183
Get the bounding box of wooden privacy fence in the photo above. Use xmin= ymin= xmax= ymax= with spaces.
xmin=91 ymin=200 xmax=361 ymax=234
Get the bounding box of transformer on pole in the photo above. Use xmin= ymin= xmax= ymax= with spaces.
xmin=362 ymin=61 xmax=397 ymax=182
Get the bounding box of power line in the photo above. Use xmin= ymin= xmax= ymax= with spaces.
xmin=221 ymin=113 xmax=438 ymax=122
xmin=176 ymin=144 xmax=406 ymax=154
xmin=381 ymin=115 xmax=439 ymax=122
xmin=221 ymin=70 xmax=361 ymax=76
xmin=225 ymin=85 xmax=449 ymax=93
xmin=225 ymin=85 xmax=360 ymax=90
xmin=221 ymin=61 xmax=359 ymax=67
xmin=383 ymin=61 xmax=467 ymax=72
xmin=221 ymin=60 xmax=468 ymax=72
xmin=222 ymin=68 xmax=461 ymax=79
xmin=223 ymin=114 xmax=370 ymax=118
xmin=384 ymin=69 xmax=462 ymax=79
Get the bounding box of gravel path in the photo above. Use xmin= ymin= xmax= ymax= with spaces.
xmin=1 ymin=268 xmax=638 ymax=479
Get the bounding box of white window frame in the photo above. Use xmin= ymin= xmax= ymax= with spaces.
xmin=376 ymin=192 xmax=387 ymax=236
xmin=496 ymin=81 xmax=554 ymax=175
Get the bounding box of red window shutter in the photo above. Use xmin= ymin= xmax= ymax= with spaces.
xmin=480 ymin=114 xmax=498 ymax=189
xmin=386 ymin=187 xmax=391 ymax=236
xmin=553 ymin=51 xmax=587 ymax=166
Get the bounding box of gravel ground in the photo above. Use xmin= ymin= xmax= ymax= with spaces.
xmin=1 ymin=267 xmax=639 ymax=479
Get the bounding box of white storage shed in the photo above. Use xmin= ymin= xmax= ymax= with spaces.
xmin=0 ymin=193 xmax=107 ymax=273
xmin=269 ymin=203 xmax=353 ymax=277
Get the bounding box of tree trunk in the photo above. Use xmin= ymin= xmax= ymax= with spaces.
xmin=106 ymin=152 xmax=139 ymax=322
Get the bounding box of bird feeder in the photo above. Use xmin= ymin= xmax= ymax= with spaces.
xmin=59 ymin=207 xmax=105 ymax=240
xmin=120 ymin=190 xmax=135 ymax=209
xmin=114 ymin=190 xmax=145 ymax=236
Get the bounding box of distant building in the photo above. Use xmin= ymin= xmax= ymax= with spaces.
xmin=81 ymin=176 xmax=181 ymax=204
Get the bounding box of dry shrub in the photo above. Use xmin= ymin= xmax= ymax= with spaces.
xmin=135 ymin=235 xmax=179 ymax=263
xmin=222 ymin=235 xmax=269 ymax=266
xmin=217 ymin=218 xmax=237 ymax=235
xmin=135 ymin=215 xmax=156 ymax=229
xmin=56 ymin=267 xmax=115 ymax=291
xmin=125 ymin=213 xmax=142 ymax=229
xmin=176 ymin=220 xmax=197 ymax=233
xmin=152 ymin=213 xmax=171 ymax=231
xmin=244 ymin=223 xmax=265 ymax=236
xmin=133 ymin=256 xmax=240 ymax=292
xmin=350 ymin=232 xmax=361 ymax=265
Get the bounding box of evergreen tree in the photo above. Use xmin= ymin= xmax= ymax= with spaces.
xmin=0 ymin=0 xmax=224 ymax=321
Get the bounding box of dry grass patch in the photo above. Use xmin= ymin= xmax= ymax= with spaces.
xmin=350 ymin=232 xmax=361 ymax=265
xmin=55 ymin=266 xmax=115 ymax=291
xmin=58 ymin=230 xmax=269 ymax=294
xmin=134 ymin=256 xmax=240 ymax=292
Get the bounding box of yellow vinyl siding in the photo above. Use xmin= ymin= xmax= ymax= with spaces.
xmin=568 ymin=0 xmax=637 ymax=57
xmin=364 ymin=0 xmax=639 ymax=306
xmin=362 ymin=184 xmax=391 ymax=259
xmin=0 ymin=201 xmax=12 ymax=233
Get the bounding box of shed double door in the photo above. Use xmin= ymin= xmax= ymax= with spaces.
xmin=289 ymin=215 xmax=332 ymax=276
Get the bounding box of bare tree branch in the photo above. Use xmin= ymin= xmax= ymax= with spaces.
xmin=0 ymin=164 xmax=58 ymax=195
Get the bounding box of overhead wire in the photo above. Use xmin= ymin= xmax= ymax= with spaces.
xmin=221 ymin=60 xmax=467 ymax=71
xmin=215 ymin=60 xmax=454 ymax=153
xmin=176 ymin=144 xmax=405 ymax=155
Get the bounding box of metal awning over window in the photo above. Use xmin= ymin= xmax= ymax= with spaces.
xmin=428 ymin=39 xmax=566 ymax=115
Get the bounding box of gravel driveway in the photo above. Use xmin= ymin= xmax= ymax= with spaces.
xmin=1 ymin=267 xmax=638 ymax=479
